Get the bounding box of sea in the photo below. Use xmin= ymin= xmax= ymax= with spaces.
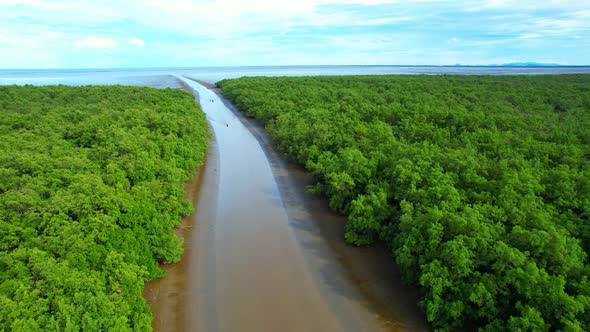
xmin=1 ymin=65 xmax=589 ymax=88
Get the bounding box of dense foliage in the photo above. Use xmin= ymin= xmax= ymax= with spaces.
xmin=218 ymin=75 xmax=590 ymax=331
xmin=0 ymin=85 xmax=208 ymax=331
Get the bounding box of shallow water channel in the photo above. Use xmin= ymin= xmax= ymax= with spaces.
xmin=144 ymin=77 xmax=431 ymax=332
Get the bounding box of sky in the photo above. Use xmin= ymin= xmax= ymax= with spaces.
xmin=0 ymin=0 xmax=589 ymax=68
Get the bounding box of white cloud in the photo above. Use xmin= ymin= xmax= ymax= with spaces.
xmin=0 ymin=0 xmax=588 ymax=67
xmin=0 ymin=37 xmax=16 ymax=44
xmin=127 ymin=37 xmax=145 ymax=47
xmin=301 ymin=11 xmax=415 ymax=27
xmin=104 ymin=0 xmax=427 ymax=39
xmin=0 ymin=34 xmax=17 ymax=43
xmin=466 ymin=0 xmax=588 ymax=12
xmin=520 ymin=33 xmax=541 ymax=39
xmin=5 ymin=0 xmax=580 ymax=46
xmin=75 ymin=37 xmax=117 ymax=48
xmin=0 ymin=0 xmax=57 ymax=8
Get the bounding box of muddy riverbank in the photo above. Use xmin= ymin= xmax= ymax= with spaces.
xmin=143 ymin=136 xmax=219 ymax=331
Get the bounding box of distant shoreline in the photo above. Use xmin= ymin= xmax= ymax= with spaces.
xmin=1 ymin=64 xmax=590 ymax=72
xmin=2 ymin=66 xmax=589 ymax=87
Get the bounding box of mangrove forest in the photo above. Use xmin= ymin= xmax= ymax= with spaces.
xmin=0 ymin=85 xmax=209 ymax=331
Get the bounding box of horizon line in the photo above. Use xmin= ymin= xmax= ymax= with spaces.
xmin=2 ymin=64 xmax=590 ymax=71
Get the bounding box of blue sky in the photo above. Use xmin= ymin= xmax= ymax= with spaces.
xmin=0 ymin=0 xmax=588 ymax=68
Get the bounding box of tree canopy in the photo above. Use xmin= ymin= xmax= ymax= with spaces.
xmin=0 ymin=85 xmax=209 ymax=331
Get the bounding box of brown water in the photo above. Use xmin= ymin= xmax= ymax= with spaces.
xmin=142 ymin=150 xmax=211 ymax=330
xmin=145 ymin=77 xmax=431 ymax=332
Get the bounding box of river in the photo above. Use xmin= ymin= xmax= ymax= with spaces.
xmin=143 ymin=77 xmax=430 ymax=331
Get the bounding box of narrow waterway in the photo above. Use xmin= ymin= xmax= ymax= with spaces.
xmin=146 ymin=77 xmax=430 ymax=332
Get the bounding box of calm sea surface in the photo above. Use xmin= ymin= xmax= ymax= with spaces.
xmin=1 ymin=66 xmax=589 ymax=88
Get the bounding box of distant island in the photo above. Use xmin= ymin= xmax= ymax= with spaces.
xmin=496 ymin=62 xmax=562 ymax=67
xmin=454 ymin=62 xmax=565 ymax=67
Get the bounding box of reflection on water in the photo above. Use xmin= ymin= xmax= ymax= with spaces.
xmin=1 ymin=65 xmax=589 ymax=87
